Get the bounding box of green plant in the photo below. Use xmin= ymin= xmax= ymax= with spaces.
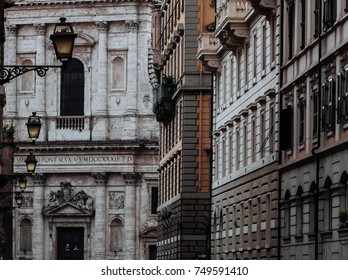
xmin=339 ymin=210 xmax=348 ymax=228
xmin=3 ymin=123 xmax=15 ymax=138
xmin=162 ymin=74 xmax=175 ymax=85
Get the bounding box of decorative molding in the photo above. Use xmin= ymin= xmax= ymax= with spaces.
xmin=6 ymin=24 xmax=17 ymax=35
xmin=122 ymin=172 xmax=140 ymax=185
xmin=34 ymin=23 xmax=46 ymax=35
xmin=92 ymin=172 xmax=107 ymax=184
xmin=125 ymin=20 xmax=139 ymax=32
xmin=44 ymin=182 xmax=94 ymax=212
xmin=32 ymin=173 xmax=45 ymax=185
xmin=250 ymin=0 xmax=277 ymax=19
xmin=96 ymin=21 xmax=108 ymax=32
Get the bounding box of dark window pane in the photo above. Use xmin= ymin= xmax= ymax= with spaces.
xmin=61 ymin=58 xmax=84 ymax=116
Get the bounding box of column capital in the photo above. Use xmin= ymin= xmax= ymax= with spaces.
xmin=92 ymin=172 xmax=107 ymax=184
xmin=125 ymin=20 xmax=139 ymax=32
xmin=33 ymin=173 xmax=45 ymax=185
xmin=6 ymin=24 xmax=17 ymax=35
xmin=96 ymin=21 xmax=108 ymax=32
xmin=122 ymin=172 xmax=141 ymax=185
xmin=34 ymin=23 xmax=46 ymax=35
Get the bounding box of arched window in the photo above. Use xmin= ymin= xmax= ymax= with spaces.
xmin=20 ymin=218 xmax=32 ymax=252
xmin=21 ymin=59 xmax=34 ymax=92
xmin=112 ymin=57 xmax=125 ymax=90
xmin=60 ymin=58 xmax=84 ymax=116
xmin=323 ymin=177 xmax=332 ymax=231
xmin=296 ymin=186 xmax=303 ymax=235
xmin=110 ymin=218 xmax=123 ymax=252
xmin=308 ymin=182 xmax=317 ymax=234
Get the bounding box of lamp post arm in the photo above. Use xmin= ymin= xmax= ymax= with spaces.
xmin=0 ymin=65 xmax=63 ymax=85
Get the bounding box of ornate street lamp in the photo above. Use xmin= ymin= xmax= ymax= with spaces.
xmin=26 ymin=112 xmax=42 ymax=143
xmin=0 ymin=17 xmax=76 ymax=85
xmin=18 ymin=176 xmax=27 ymax=192
xmin=25 ymin=153 xmax=37 ymax=173
xmin=14 ymin=192 xmax=23 ymax=208
xmin=50 ymin=17 xmax=77 ymax=64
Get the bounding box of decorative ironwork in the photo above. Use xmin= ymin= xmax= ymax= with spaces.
xmin=0 ymin=65 xmax=61 ymax=85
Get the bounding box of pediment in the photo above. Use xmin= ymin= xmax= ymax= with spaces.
xmin=75 ymin=33 xmax=96 ymax=47
xmin=43 ymin=201 xmax=94 ymax=217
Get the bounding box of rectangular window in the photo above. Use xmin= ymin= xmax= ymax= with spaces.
xmin=229 ymin=131 xmax=233 ymax=173
xmin=287 ymin=0 xmax=295 ymax=59
xmin=323 ymin=0 xmax=336 ymax=31
xmin=345 ymin=68 xmax=348 ymax=122
xmin=260 ymin=113 xmax=265 ymax=157
xmin=326 ymin=78 xmax=336 ymax=131
xmin=236 ymin=128 xmax=240 ymax=170
xmin=299 ymin=98 xmax=305 ymax=145
xmin=151 ymin=187 xmax=158 ymax=214
xmin=245 ymin=44 xmax=249 ymax=89
xmin=269 ymin=107 xmax=274 ymax=152
xmin=236 ymin=51 xmax=241 ymax=96
xmin=262 ymin=24 xmax=267 ymax=72
xmin=253 ymin=32 xmax=257 ymax=79
xmin=314 ymin=0 xmax=320 ymax=38
xmin=222 ymin=136 xmax=226 ymax=177
xmin=312 ymin=86 xmax=319 ymax=138
xmin=243 ymin=124 xmax=248 ymax=166
xmin=300 ymin=0 xmax=306 ymax=49
xmin=251 ymin=118 xmax=256 ymax=162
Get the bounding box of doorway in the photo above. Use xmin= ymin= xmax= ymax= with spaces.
xmin=57 ymin=227 xmax=84 ymax=260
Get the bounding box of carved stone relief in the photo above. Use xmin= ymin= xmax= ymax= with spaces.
xmin=109 ymin=192 xmax=125 ymax=209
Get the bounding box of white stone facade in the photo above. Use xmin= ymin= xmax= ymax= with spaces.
xmin=4 ymin=0 xmax=158 ymax=260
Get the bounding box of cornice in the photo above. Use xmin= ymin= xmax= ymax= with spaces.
xmin=12 ymin=0 xmax=155 ymax=7
xmin=14 ymin=139 xmax=159 ymax=152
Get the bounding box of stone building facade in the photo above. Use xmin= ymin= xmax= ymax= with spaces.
xmin=4 ymin=0 xmax=159 ymax=260
xmin=279 ymin=0 xmax=348 ymax=259
xmin=151 ymin=0 xmax=214 ymax=259
xmin=198 ymin=0 xmax=280 ymax=259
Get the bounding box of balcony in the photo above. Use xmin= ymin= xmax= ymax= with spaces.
xmin=56 ymin=116 xmax=85 ymax=131
xmin=197 ymin=33 xmax=221 ymax=72
xmin=249 ymin=0 xmax=276 ymax=18
xmin=153 ymin=84 xmax=175 ymax=122
xmin=215 ymin=0 xmax=251 ymax=52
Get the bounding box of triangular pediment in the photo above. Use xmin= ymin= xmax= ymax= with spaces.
xmin=43 ymin=201 xmax=94 ymax=217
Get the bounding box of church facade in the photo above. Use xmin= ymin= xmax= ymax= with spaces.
xmin=4 ymin=0 xmax=158 ymax=260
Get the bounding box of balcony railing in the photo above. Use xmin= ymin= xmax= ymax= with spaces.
xmin=153 ymin=84 xmax=175 ymax=122
xmin=56 ymin=116 xmax=85 ymax=131
xmin=215 ymin=0 xmax=251 ymax=52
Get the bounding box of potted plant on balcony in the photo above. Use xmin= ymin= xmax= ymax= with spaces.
xmin=339 ymin=210 xmax=348 ymax=228
xmin=3 ymin=123 xmax=15 ymax=141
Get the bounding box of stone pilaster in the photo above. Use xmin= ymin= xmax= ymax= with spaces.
xmin=94 ymin=21 xmax=108 ymax=140
xmin=32 ymin=173 xmax=45 ymax=259
xmin=34 ymin=23 xmax=47 ymax=141
xmin=123 ymin=172 xmax=139 ymax=259
xmin=92 ymin=172 xmax=107 ymax=259
xmin=125 ymin=20 xmax=139 ymax=114
xmin=4 ymin=24 xmax=17 ymax=117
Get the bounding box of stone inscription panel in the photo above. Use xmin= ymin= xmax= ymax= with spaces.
xmin=14 ymin=155 xmax=134 ymax=173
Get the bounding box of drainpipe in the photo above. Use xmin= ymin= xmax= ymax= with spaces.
xmin=311 ymin=0 xmax=323 ymax=260
xmin=277 ymin=0 xmax=284 ymax=260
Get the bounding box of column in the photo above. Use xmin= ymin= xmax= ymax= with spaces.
xmin=123 ymin=173 xmax=138 ymax=259
xmin=4 ymin=25 xmax=17 ymax=118
xmin=92 ymin=172 xmax=107 ymax=259
xmin=32 ymin=174 xmax=45 ymax=259
xmin=34 ymin=23 xmax=47 ymax=141
xmin=94 ymin=22 xmax=108 ymax=140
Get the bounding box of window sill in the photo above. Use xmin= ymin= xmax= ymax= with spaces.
xmin=282 ymin=237 xmax=291 ymax=244
xmin=294 ymin=235 xmax=303 ymax=243
xmin=320 ymin=230 xmax=332 ymax=240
